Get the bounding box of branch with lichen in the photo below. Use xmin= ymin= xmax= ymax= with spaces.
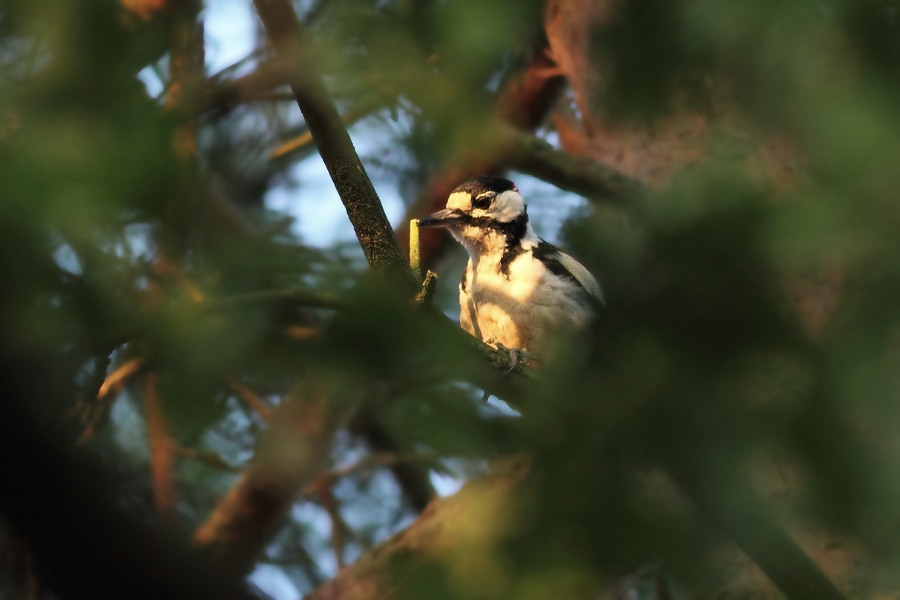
xmin=251 ymin=0 xmax=413 ymax=280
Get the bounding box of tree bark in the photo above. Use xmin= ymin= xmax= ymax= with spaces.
xmin=251 ymin=0 xmax=414 ymax=282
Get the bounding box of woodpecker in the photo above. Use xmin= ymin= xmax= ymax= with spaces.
xmin=418 ymin=175 xmax=603 ymax=359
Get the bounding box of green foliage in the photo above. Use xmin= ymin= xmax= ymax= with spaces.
xmin=3 ymin=0 xmax=900 ymax=599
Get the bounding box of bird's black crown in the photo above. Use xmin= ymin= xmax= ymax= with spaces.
xmin=451 ymin=175 xmax=518 ymax=196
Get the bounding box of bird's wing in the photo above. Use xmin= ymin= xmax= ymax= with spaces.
xmin=533 ymin=242 xmax=605 ymax=305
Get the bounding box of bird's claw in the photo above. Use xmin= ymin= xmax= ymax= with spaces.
xmin=484 ymin=338 xmax=536 ymax=375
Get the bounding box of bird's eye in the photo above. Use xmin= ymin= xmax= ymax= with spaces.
xmin=473 ymin=195 xmax=492 ymax=210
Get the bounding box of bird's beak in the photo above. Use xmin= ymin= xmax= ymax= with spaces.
xmin=417 ymin=208 xmax=460 ymax=228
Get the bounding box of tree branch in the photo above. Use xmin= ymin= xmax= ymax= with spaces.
xmin=144 ymin=373 xmax=176 ymax=520
xmin=499 ymin=124 xmax=643 ymax=205
xmin=250 ymin=0 xmax=413 ymax=281
xmin=193 ymin=378 xmax=362 ymax=576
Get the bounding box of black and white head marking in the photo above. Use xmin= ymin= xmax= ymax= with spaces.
xmin=419 ymin=175 xmax=604 ymax=352
xmin=418 ymin=176 xmax=535 ymax=276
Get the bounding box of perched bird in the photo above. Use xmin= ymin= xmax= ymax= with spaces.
xmin=418 ymin=175 xmax=603 ymax=360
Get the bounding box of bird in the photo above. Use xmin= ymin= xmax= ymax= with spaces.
xmin=417 ymin=175 xmax=603 ymax=365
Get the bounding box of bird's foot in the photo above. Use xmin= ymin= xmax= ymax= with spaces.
xmin=484 ymin=338 xmax=536 ymax=375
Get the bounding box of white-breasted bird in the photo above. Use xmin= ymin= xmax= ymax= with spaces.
xmin=418 ymin=175 xmax=603 ymax=358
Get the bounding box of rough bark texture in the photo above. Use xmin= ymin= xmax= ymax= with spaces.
xmin=251 ymin=0 xmax=413 ymax=281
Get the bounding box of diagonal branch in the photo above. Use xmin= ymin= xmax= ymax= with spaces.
xmin=250 ymin=0 xmax=413 ymax=281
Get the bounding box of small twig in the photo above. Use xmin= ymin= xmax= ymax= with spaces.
xmin=85 ymin=353 xmax=112 ymax=409
xmin=410 ymin=218 xmax=439 ymax=304
xmin=415 ymin=270 xmax=438 ymax=305
xmin=71 ymin=353 xmax=115 ymax=445
xmin=97 ymin=357 xmax=145 ymax=399
xmin=144 ymin=373 xmax=176 ymax=521
xmin=226 ymin=377 xmax=274 ymax=422
xmin=209 ymin=48 xmax=270 ymax=82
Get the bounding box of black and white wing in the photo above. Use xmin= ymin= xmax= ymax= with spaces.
xmin=532 ymin=241 xmax=604 ymax=305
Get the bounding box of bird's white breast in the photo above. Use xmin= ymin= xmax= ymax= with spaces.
xmin=458 ymin=248 xmax=595 ymax=353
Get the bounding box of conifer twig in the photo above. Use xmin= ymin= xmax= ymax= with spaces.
xmin=97 ymin=357 xmax=145 ymax=399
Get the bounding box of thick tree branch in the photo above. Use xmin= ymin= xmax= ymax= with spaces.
xmin=250 ymin=0 xmax=413 ymax=281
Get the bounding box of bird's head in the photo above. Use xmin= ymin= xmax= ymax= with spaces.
xmin=418 ymin=176 xmax=530 ymax=253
